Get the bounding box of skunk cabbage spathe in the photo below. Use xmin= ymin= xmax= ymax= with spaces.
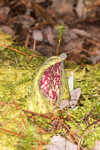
xmin=28 ymin=53 xmax=70 ymax=114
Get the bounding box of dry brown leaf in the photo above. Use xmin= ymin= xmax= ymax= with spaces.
xmin=0 ymin=7 xmax=10 ymax=23
xmin=75 ymin=0 xmax=85 ymax=18
xmin=46 ymin=135 xmax=78 ymax=150
xmin=0 ymin=25 xmax=15 ymax=36
xmin=52 ymin=0 xmax=74 ymax=15
xmin=92 ymin=140 xmax=100 ymax=150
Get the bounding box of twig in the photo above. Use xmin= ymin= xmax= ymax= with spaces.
xmin=0 ymin=101 xmax=7 ymax=106
xmin=0 ymin=43 xmax=39 ymax=58
xmin=12 ymin=99 xmax=20 ymax=110
xmin=25 ymin=109 xmax=85 ymax=150
xmin=0 ymin=43 xmax=28 ymax=56
xmin=20 ymin=112 xmax=27 ymax=128
xmin=12 ymin=99 xmax=27 ymax=128
xmin=59 ymin=113 xmax=85 ymax=150
xmin=63 ymin=122 xmax=85 ymax=150
xmin=23 ymin=110 xmax=54 ymax=119
xmin=25 ymin=33 xmax=30 ymax=48
xmin=87 ymin=39 xmax=100 ymax=48
xmin=13 ymin=118 xmax=25 ymax=135
xmin=0 ymin=127 xmax=24 ymax=138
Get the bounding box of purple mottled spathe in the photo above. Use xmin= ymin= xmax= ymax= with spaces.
xmin=40 ymin=62 xmax=61 ymax=102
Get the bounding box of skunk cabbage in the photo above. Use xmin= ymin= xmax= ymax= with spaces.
xmin=28 ymin=53 xmax=70 ymax=114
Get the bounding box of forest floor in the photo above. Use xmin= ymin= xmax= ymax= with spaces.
xmin=0 ymin=0 xmax=100 ymax=150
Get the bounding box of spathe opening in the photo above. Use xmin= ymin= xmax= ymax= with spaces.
xmin=39 ymin=62 xmax=62 ymax=102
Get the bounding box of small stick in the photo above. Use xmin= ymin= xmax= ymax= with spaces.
xmin=25 ymin=33 xmax=30 ymax=48
xmin=87 ymin=39 xmax=100 ymax=47
xmin=33 ymin=40 xmax=37 ymax=51
xmin=0 ymin=43 xmax=39 ymax=58
xmin=12 ymin=99 xmax=27 ymax=128
xmin=23 ymin=110 xmax=54 ymax=119
xmin=20 ymin=112 xmax=27 ymax=128
xmin=0 ymin=43 xmax=28 ymax=56
xmin=12 ymin=99 xmax=20 ymax=110
xmin=0 ymin=127 xmax=24 ymax=138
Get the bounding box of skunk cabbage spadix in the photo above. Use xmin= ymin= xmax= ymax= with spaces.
xmin=28 ymin=53 xmax=70 ymax=114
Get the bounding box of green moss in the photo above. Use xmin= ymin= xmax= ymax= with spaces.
xmin=0 ymin=45 xmax=100 ymax=149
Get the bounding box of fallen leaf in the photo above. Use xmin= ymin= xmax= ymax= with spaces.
xmin=60 ymin=88 xmax=81 ymax=109
xmin=92 ymin=140 xmax=100 ymax=150
xmin=52 ymin=0 xmax=74 ymax=15
xmin=70 ymin=88 xmax=81 ymax=108
xmin=75 ymin=0 xmax=85 ymax=18
xmin=13 ymin=15 xmax=35 ymax=29
xmin=71 ymin=29 xmax=91 ymax=37
xmin=46 ymin=135 xmax=77 ymax=150
xmin=0 ymin=7 xmax=10 ymax=23
xmin=0 ymin=25 xmax=15 ymax=36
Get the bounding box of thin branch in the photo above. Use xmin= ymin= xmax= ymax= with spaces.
xmin=0 ymin=127 xmax=24 ymax=138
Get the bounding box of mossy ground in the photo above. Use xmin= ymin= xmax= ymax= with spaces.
xmin=0 ymin=45 xmax=100 ymax=150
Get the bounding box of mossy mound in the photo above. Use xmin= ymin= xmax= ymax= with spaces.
xmin=0 ymin=44 xmax=100 ymax=149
